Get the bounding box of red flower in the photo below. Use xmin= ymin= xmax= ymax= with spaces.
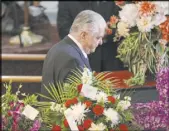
xmin=110 ymin=15 xmax=118 ymax=24
xmin=139 ymin=2 xmax=156 ymax=16
xmin=72 ymin=97 xmax=78 ymax=104
xmin=83 ymin=119 xmax=92 ymax=129
xmin=106 ymin=28 xmax=113 ymax=35
xmin=7 ymin=111 xmax=12 ymax=116
xmin=92 ymin=105 xmax=104 ymax=116
xmin=119 ymin=124 xmax=128 ymax=131
xmin=162 ymin=34 xmax=169 ymax=41
xmin=52 ymin=125 xmax=61 ymax=131
xmin=108 ymin=96 xmax=116 ymax=104
xmin=65 ymin=99 xmax=72 ymax=108
xmin=83 ymin=100 xmax=92 ymax=108
xmin=78 ymin=125 xmax=85 ymax=131
xmin=77 ymin=84 xmax=83 ymax=93
xmin=63 ymin=119 xmax=69 ymax=128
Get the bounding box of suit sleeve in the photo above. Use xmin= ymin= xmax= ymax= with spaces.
xmin=57 ymin=2 xmax=73 ymax=39
xmin=55 ymin=58 xmax=80 ymax=84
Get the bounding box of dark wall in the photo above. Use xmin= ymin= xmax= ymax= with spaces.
xmin=2 ymin=60 xmax=43 ymax=98
xmin=2 ymin=60 xmax=43 ymax=76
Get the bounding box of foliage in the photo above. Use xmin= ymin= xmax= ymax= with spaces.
xmin=37 ymin=68 xmax=141 ymax=131
xmin=1 ymin=81 xmax=47 ymax=131
xmin=107 ymin=1 xmax=169 ymax=86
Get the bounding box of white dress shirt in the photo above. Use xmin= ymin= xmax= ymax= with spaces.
xmin=68 ymin=34 xmax=88 ymax=59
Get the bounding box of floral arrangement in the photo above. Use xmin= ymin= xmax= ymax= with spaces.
xmin=4 ymin=67 xmax=169 ymax=130
xmin=37 ymin=68 xmax=141 ymax=131
xmin=1 ymin=82 xmax=48 ymax=131
xmin=2 ymin=69 xmax=141 ymax=131
xmin=107 ymin=1 xmax=169 ymax=86
xmin=131 ymin=67 xmax=169 ymax=130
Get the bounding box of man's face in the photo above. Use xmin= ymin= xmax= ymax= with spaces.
xmin=83 ymin=30 xmax=105 ymax=54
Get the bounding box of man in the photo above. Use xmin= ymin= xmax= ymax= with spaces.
xmin=41 ymin=10 xmax=107 ymax=97
xmin=57 ymin=1 xmax=125 ymax=72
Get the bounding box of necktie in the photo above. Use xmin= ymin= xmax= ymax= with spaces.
xmin=85 ymin=57 xmax=92 ymax=71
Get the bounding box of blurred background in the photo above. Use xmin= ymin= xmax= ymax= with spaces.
xmin=1 ymin=1 xmax=169 ymax=102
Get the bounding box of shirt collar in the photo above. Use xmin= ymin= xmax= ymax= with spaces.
xmin=68 ymin=34 xmax=88 ymax=58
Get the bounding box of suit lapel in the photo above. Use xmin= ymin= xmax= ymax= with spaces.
xmin=63 ymin=36 xmax=92 ymax=71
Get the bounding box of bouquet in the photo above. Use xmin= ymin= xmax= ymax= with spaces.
xmin=107 ymin=1 xmax=169 ymax=86
xmin=37 ymin=68 xmax=141 ymax=131
xmin=1 ymin=82 xmax=48 ymax=131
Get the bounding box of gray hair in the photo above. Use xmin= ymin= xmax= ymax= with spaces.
xmin=69 ymin=10 xmax=107 ymax=36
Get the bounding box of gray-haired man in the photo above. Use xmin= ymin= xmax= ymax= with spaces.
xmin=41 ymin=10 xmax=107 ymax=98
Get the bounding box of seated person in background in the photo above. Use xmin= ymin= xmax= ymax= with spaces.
xmin=57 ymin=1 xmax=126 ymax=72
xmin=41 ymin=10 xmax=107 ymax=98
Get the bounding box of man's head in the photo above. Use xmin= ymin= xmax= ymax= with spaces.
xmin=69 ymin=10 xmax=107 ymax=54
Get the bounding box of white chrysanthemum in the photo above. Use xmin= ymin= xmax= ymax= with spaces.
xmin=117 ymin=21 xmax=130 ymax=37
xmin=81 ymin=68 xmax=93 ymax=85
xmin=153 ymin=1 xmax=169 ymax=15
xmin=136 ymin=16 xmax=154 ymax=32
xmin=70 ymin=102 xmax=89 ymax=125
xmin=96 ymin=91 xmax=108 ymax=103
xmin=104 ymin=108 xmax=120 ymax=127
xmin=152 ymin=13 xmax=167 ymax=26
xmin=117 ymin=100 xmax=131 ymax=111
xmin=88 ymin=123 xmax=106 ymax=131
xmin=119 ymin=4 xmax=139 ymax=27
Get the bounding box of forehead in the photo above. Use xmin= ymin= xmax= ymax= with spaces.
xmin=95 ymin=28 xmax=106 ymax=38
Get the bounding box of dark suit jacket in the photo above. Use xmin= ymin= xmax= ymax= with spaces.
xmin=57 ymin=1 xmax=125 ymax=72
xmin=41 ymin=36 xmax=91 ymax=98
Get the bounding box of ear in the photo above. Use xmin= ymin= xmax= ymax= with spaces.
xmin=80 ymin=31 xmax=88 ymax=40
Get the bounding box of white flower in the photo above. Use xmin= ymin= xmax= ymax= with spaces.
xmin=152 ymin=13 xmax=167 ymax=26
xmin=104 ymin=108 xmax=119 ymax=127
xmin=153 ymin=1 xmax=169 ymax=15
xmin=119 ymin=4 xmax=139 ymax=27
xmin=88 ymin=123 xmax=106 ymax=131
xmin=96 ymin=91 xmax=108 ymax=103
xmin=16 ymin=90 xmax=20 ymax=96
xmin=81 ymin=68 xmax=93 ymax=85
xmin=117 ymin=21 xmax=130 ymax=37
xmin=114 ymin=93 xmax=120 ymax=100
xmin=21 ymin=93 xmax=26 ymax=96
xmin=136 ymin=16 xmax=154 ymax=32
xmin=50 ymin=102 xmax=66 ymax=113
xmin=50 ymin=102 xmax=55 ymax=110
xmin=117 ymin=100 xmax=131 ymax=111
xmin=69 ymin=102 xmax=89 ymax=125
xmin=124 ymin=96 xmax=131 ymax=101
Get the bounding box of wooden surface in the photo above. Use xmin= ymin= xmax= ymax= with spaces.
xmin=103 ymin=70 xmax=156 ymax=88
xmin=1 ymin=76 xmax=42 ymax=83
xmin=2 ymin=54 xmax=46 ymax=61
